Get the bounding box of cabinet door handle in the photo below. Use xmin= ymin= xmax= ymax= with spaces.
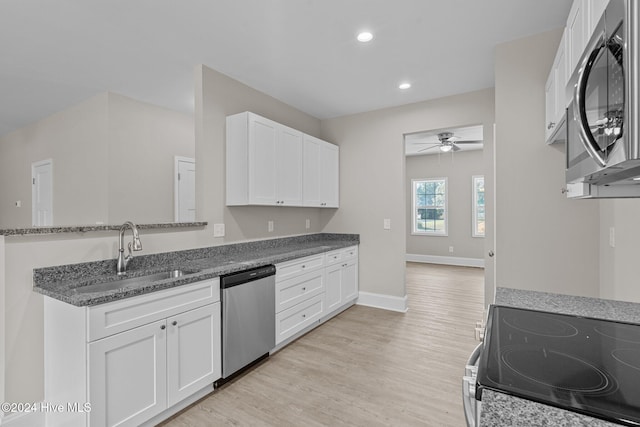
xmin=302 ymin=314 xmax=306 ymax=318
xmin=172 ymin=321 xmax=178 ymax=326
xmin=160 ymin=324 xmax=166 ymax=330
xmin=547 ymin=122 xmax=556 ymax=130
xmin=302 ymin=287 xmax=306 ymax=291
xmin=301 ymin=265 xmax=306 ymax=269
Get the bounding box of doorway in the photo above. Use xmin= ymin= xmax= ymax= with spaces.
xmin=174 ymin=156 xmax=196 ymax=222
xmin=32 ymin=159 xmax=53 ymax=226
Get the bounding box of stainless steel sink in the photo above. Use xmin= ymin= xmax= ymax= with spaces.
xmin=73 ymin=269 xmax=200 ymax=294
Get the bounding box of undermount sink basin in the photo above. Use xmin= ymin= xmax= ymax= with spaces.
xmin=73 ymin=269 xmax=200 ymax=294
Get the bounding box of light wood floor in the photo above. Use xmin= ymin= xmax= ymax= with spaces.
xmin=160 ymin=262 xmax=484 ymax=426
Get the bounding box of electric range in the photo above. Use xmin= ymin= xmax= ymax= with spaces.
xmin=476 ymin=305 xmax=640 ymax=426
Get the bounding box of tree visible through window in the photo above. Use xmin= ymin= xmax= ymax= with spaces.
xmin=473 ymin=175 xmax=485 ymax=237
xmin=412 ymin=178 xmax=447 ymax=235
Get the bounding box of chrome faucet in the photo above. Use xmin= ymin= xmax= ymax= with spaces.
xmin=116 ymin=221 xmax=143 ymax=275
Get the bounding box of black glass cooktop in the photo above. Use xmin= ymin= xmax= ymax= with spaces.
xmin=476 ymin=305 xmax=640 ymax=426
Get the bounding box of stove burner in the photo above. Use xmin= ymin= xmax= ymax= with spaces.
xmin=612 ymin=349 xmax=640 ymax=371
xmin=503 ymin=314 xmax=579 ymax=338
xmin=595 ymin=323 xmax=640 ymax=344
xmin=501 ymin=346 xmax=617 ymax=394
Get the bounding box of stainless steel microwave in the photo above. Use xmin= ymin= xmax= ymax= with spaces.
xmin=566 ymin=0 xmax=640 ymax=198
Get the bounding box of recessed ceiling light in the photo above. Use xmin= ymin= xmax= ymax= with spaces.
xmin=399 ymin=82 xmax=411 ymax=90
xmin=357 ymin=31 xmax=373 ymax=42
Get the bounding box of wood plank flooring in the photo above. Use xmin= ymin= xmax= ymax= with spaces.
xmin=159 ymin=262 xmax=484 ymax=426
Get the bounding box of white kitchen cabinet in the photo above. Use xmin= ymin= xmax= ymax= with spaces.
xmin=545 ymin=30 xmax=568 ymax=143
xmin=567 ymin=0 xmax=588 ymax=78
xmin=588 ymin=0 xmax=609 ymax=35
xmin=89 ymin=320 xmax=168 ymax=427
xmin=44 ymin=279 xmax=221 ymax=427
xmin=324 ymin=246 xmax=358 ymax=315
xmin=303 ymin=135 xmax=340 ymax=208
xmin=227 ymin=112 xmax=303 ymax=206
xmin=275 ymin=254 xmax=326 ymax=344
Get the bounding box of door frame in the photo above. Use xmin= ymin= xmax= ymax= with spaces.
xmin=174 ymin=156 xmax=195 ymax=222
xmin=31 ymin=158 xmax=53 ymax=226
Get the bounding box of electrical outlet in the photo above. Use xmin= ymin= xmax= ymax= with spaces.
xmin=609 ymin=227 xmax=615 ymax=248
xmin=305 ymin=219 xmax=310 ymax=229
xmin=213 ymin=223 xmax=225 ymax=237
xmin=383 ymin=218 xmax=391 ymax=230
xmin=268 ymin=220 xmax=274 ymax=232
xmin=449 ymin=246 xmax=454 ymax=253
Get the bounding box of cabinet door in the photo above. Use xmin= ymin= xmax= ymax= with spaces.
xmin=545 ymin=71 xmax=557 ymax=141
xmin=588 ymin=0 xmax=609 ymax=35
xmin=324 ymin=263 xmax=343 ymax=313
xmin=567 ymin=0 xmax=587 ymax=76
xmin=89 ymin=320 xmax=167 ymax=427
xmin=319 ymin=142 xmax=339 ymax=208
xmin=340 ymin=259 xmax=359 ymax=303
xmin=167 ymin=303 xmax=220 ymax=407
xmin=248 ymin=115 xmax=278 ymax=205
xmin=302 ymin=135 xmax=322 ymax=207
xmin=276 ymin=126 xmax=303 ymax=205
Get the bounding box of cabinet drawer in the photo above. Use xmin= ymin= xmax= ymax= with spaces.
xmin=88 ymin=279 xmax=220 ymax=342
xmin=275 ymin=294 xmax=324 ymax=344
xmin=276 ymin=269 xmax=324 ymax=313
xmin=324 ymin=249 xmax=343 ymax=266
xmin=342 ymin=246 xmax=358 ymax=261
xmin=276 ymin=254 xmax=324 ymax=281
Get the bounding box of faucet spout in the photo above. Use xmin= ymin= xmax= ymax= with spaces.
xmin=117 ymin=221 xmax=143 ymax=275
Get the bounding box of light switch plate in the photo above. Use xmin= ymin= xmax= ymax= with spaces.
xmin=213 ymin=223 xmax=225 ymax=237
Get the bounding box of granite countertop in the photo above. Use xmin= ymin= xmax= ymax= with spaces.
xmin=33 ymin=233 xmax=359 ymax=307
xmin=1 ymin=222 xmax=207 ymax=236
xmin=480 ymin=287 xmax=639 ymax=427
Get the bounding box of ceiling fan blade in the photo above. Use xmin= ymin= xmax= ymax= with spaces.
xmin=417 ymin=145 xmax=442 ymax=153
xmin=453 ymin=140 xmax=483 ymax=144
xmin=447 ymin=136 xmax=461 ymax=142
xmin=451 ymin=143 xmax=462 ymax=152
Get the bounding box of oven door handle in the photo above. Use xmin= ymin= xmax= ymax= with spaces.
xmin=574 ymin=30 xmax=608 ymax=167
xmin=462 ymin=343 xmax=483 ymax=427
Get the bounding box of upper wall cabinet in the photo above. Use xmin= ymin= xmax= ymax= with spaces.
xmin=303 ymin=135 xmax=340 ymax=208
xmin=545 ymin=29 xmax=568 ymax=143
xmin=226 ymin=112 xmax=339 ymax=208
xmin=567 ymin=0 xmax=588 ymax=79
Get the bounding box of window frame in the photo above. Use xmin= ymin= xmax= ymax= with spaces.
xmin=472 ymin=175 xmax=485 ymax=238
xmin=411 ymin=177 xmax=448 ymax=237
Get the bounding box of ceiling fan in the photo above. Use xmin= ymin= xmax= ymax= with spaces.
xmin=416 ymin=132 xmax=482 ymax=153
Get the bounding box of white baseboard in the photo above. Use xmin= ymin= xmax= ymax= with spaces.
xmin=406 ymin=253 xmax=484 ymax=268
xmin=1 ymin=409 xmax=45 ymax=426
xmin=357 ymin=291 xmax=408 ymax=313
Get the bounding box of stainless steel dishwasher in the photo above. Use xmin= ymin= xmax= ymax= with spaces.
xmin=218 ymin=264 xmax=276 ymax=384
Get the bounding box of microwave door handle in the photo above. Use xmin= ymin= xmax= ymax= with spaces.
xmin=574 ymin=31 xmax=608 ymax=167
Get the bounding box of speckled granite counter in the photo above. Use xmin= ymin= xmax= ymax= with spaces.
xmin=479 ymin=287 xmax=639 ymax=427
xmin=33 ymin=233 xmax=359 ymax=306
xmin=1 ymin=221 xmax=207 ymax=236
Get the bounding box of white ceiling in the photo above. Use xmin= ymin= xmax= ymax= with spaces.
xmin=0 ymin=0 xmax=572 ymax=137
xmin=405 ymin=124 xmax=484 ymax=156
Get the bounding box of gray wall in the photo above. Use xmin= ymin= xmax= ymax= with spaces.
xmin=494 ymin=29 xmax=601 ymax=297
xmin=406 ymin=149 xmax=485 ymax=260
xmin=320 ymin=88 xmax=495 ymax=301
xmin=599 ymin=200 xmax=640 ymax=303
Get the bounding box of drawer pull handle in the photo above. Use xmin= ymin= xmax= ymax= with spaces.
xmin=160 ymin=325 xmax=166 ymax=330
xmin=172 ymin=321 xmax=178 ymax=326
xmin=302 ymin=265 xmax=306 ymax=268
xmin=302 ymin=287 xmax=306 ymax=291
xmin=302 ymin=314 xmax=306 ymax=318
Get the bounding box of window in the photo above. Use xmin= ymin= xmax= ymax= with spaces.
xmin=472 ymin=175 xmax=485 ymax=237
xmin=412 ymin=178 xmax=447 ymax=236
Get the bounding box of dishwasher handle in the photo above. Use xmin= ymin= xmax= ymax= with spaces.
xmin=220 ymin=264 xmax=276 ymax=289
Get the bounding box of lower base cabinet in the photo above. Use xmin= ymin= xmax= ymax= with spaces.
xmin=274 ymin=245 xmax=358 ymax=346
xmin=89 ymin=303 xmax=220 ymax=427
xmin=44 ymin=279 xmax=221 ymax=427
